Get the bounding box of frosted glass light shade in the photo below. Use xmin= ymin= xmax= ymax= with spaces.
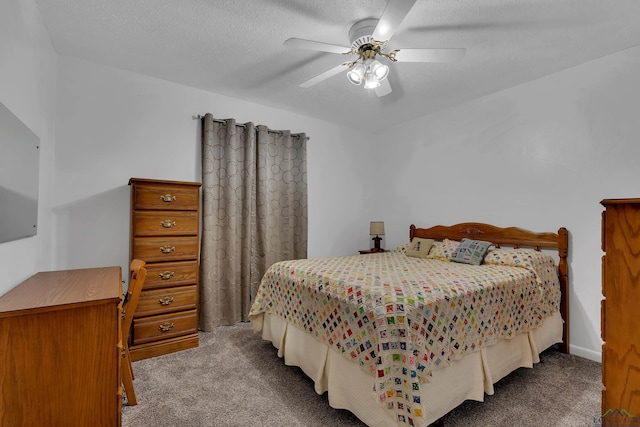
xmin=347 ymin=63 xmax=366 ymax=85
xmin=370 ymin=60 xmax=389 ymax=81
xmin=363 ymin=76 xmax=381 ymax=89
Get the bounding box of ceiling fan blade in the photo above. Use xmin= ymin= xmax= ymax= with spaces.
xmin=375 ymin=79 xmax=392 ymax=97
xmin=284 ymin=38 xmax=352 ymax=54
xmin=392 ymin=48 xmax=466 ymax=62
xmin=299 ymin=63 xmax=350 ymax=88
xmin=372 ymin=0 xmax=418 ymax=42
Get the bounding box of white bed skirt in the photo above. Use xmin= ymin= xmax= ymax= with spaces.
xmin=252 ymin=311 xmax=564 ymax=427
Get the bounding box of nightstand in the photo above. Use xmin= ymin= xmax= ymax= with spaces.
xmin=358 ymin=249 xmax=385 ymax=254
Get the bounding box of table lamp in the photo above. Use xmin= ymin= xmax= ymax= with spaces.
xmin=370 ymin=221 xmax=385 ymax=252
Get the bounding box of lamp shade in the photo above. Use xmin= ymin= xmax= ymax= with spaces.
xmin=369 ymin=221 xmax=385 ymax=235
xmin=347 ymin=63 xmax=366 ymax=85
xmin=363 ymin=75 xmax=381 ymax=89
xmin=370 ymin=60 xmax=389 ymax=81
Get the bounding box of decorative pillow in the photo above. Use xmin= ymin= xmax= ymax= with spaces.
xmin=426 ymin=239 xmax=460 ymax=261
xmin=450 ymin=238 xmax=493 ymax=265
xmin=405 ymin=238 xmax=435 ymax=258
xmin=483 ymin=248 xmax=554 ymax=270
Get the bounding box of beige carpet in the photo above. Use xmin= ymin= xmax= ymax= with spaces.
xmin=122 ymin=323 xmax=601 ymax=427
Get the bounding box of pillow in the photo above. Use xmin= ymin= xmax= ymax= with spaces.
xmin=449 ymin=238 xmax=493 ymax=265
xmin=426 ymin=239 xmax=460 ymax=261
xmin=483 ymin=248 xmax=555 ymax=271
xmin=405 ymin=238 xmax=434 ymax=258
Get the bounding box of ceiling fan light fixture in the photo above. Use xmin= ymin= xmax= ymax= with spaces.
xmin=347 ymin=63 xmax=366 ymax=85
xmin=363 ymin=71 xmax=382 ymax=89
xmin=370 ymin=60 xmax=389 ymax=81
xmin=359 ymin=58 xmax=387 ymax=89
xmin=363 ymin=78 xmax=381 ymax=89
xmin=287 ymin=2 xmax=467 ymax=99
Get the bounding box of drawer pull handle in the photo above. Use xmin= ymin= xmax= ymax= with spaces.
xmin=159 ymin=296 xmax=174 ymax=306
xmin=159 ymin=322 xmax=175 ymax=332
xmin=160 ymin=194 xmax=176 ymax=202
xmin=160 ymin=245 xmax=176 ymax=254
xmin=159 ymin=271 xmax=175 ymax=280
xmin=160 ymin=219 xmax=176 ymax=228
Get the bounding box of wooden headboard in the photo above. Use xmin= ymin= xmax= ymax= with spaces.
xmin=410 ymin=222 xmax=570 ymax=354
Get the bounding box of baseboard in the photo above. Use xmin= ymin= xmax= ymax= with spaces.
xmin=570 ymin=344 xmax=601 ymax=363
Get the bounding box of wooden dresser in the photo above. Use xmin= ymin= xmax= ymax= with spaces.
xmin=0 ymin=267 xmax=122 ymax=427
xmin=129 ymin=178 xmax=201 ymax=361
xmin=601 ymin=198 xmax=640 ymax=419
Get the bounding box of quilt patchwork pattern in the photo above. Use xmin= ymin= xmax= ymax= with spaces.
xmin=483 ymin=248 xmax=561 ymax=321
xmin=249 ymin=252 xmax=560 ymax=425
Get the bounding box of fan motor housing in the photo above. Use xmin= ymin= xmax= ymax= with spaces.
xmin=349 ymin=19 xmax=378 ymax=50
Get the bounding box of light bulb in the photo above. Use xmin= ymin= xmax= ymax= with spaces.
xmin=347 ymin=63 xmax=365 ymax=85
xmin=370 ymin=60 xmax=389 ymax=81
xmin=363 ymin=74 xmax=381 ymax=89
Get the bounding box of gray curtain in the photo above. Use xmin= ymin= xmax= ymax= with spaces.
xmin=199 ymin=113 xmax=308 ymax=329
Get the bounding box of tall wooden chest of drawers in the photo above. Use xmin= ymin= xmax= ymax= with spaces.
xmin=601 ymin=198 xmax=640 ymax=419
xmin=129 ymin=178 xmax=201 ymax=361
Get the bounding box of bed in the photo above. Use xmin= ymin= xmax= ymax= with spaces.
xmin=249 ymin=222 xmax=569 ymax=427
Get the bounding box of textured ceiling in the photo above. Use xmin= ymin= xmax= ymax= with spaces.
xmin=35 ymin=0 xmax=640 ymax=132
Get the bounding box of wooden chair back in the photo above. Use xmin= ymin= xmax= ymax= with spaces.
xmin=121 ymin=259 xmax=146 ymax=406
xmin=122 ymin=259 xmax=146 ymax=339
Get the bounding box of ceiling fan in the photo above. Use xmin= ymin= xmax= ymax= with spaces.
xmin=284 ymin=0 xmax=466 ymax=97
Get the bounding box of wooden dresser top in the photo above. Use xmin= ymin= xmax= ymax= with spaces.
xmin=0 ymin=266 xmax=122 ymax=318
xmin=601 ymin=198 xmax=640 ymax=205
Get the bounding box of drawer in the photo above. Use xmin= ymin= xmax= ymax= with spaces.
xmin=133 ymin=210 xmax=198 ymax=237
xmin=132 ymin=236 xmax=199 ymax=263
xmin=132 ymin=309 xmax=198 ymax=346
xmin=143 ymin=260 xmax=198 ymax=290
xmin=136 ymin=285 xmax=197 ymax=317
xmin=133 ymin=183 xmax=199 ymax=211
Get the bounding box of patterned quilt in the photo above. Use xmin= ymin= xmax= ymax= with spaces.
xmin=249 ymin=249 xmax=560 ymax=426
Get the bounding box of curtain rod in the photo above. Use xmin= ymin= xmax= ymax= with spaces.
xmin=196 ymin=115 xmax=235 ymax=126
xmin=195 ymin=115 xmax=309 ymax=140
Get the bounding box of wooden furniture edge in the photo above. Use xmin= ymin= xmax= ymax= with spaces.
xmin=0 ymin=267 xmax=122 ymax=318
xmin=409 ymin=222 xmax=570 ymax=354
xmin=601 ymin=198 xmax=640 ymax=205
xmin=128 ymin=177 xmax=202 ymax=187
xmin=129 ymin=333 xmax=199 ymax=361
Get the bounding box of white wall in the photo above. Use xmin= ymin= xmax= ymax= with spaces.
xmin=373 ymin=45 xmax=640 ymax=362
xmin=0 ymin=0 xmax=58 ymax=295
xmin=53 ymin=56 xmax=374 ymax=278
